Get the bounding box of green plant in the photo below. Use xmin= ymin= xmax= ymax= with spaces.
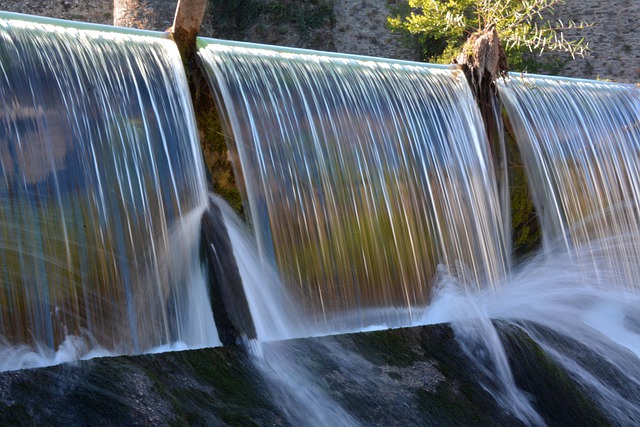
xmin=388 ymin=0 xmax=589 ymax=71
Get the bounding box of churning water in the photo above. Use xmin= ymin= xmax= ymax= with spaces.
xmin=422 ymin=235 xmax=640 ymax=425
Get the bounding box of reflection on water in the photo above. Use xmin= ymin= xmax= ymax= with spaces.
xmin=199 ymin=42 xmax=510 ymax=325
xmin=500 ymin=76 xmax=640 ymax=292
xmin=0 ymin=16 xmax=214 ymax=354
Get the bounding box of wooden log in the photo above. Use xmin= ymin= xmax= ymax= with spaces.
xmin=171 ymin=0 xmax=208 ymax=61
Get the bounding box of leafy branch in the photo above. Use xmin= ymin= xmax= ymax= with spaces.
xmin=388 ymin=0 xmax=591 ymax=68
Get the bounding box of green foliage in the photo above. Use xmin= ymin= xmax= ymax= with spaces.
xmin=388 ymin=0 xmax=589 ymax=70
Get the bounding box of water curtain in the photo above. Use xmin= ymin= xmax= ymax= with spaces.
xmin=500 ymin=76 xmax=640 ymax=292
xmin=199 ymin=40 xmax=511 ymax=325
xmin=0 ymin=14 xmax=216 ymax=353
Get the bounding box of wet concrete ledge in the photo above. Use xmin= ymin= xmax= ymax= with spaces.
xmin=0 ymin=322 xmax=616 ymax=426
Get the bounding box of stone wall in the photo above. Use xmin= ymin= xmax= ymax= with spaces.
xmin=0 ymin=0 xmax=638 ymax=82
xmin=553 ymin=0 xmax=640 ymax=83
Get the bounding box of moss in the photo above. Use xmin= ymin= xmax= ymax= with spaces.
xmin=415 ymin=384 xmax=498 ymax=427
xmin=347 ymin=328 xmax=422 ymax=367
xmin=1 ymin=323 xmax=630 ymax=426
xmin=155 ymin=349 xmax=283 ymax=424
xmin=62 ymin=362 xmax=139 ymax=425
xmin=1 ymin=402 xmax=31 ymax=426
xmin=181 ymin=47 xmax=245 ymax=215
xmin=504 ymin=113 xmax=542 ymax=258
xmin=194 ymin=91 xmax=244 ymax=214
xmin=496 ymin=321 xmax=611 ymax=426
xmin=386 ymin=371 xmax=402 ymax=381
xmin=328 ymin=325 xmax=525 ymax=426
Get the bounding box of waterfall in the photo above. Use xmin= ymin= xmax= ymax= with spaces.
xmin=485 ymin=75 xmax=640 ymax=423
xmin=499 ymin=76 xmax=640 ymax=292
xmin=1 ymin=10 xmax=639 ymax=423
xmin=0 ymin=14 xmax=218 ymax=363
xmin=198 ymin=40 xmax=510 ymax=330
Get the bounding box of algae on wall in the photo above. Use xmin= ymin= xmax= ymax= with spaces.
xmin=505 ymin=118 xmax=541 ymax=258
xmin=187 ymin=1 xmax=336 ymax=216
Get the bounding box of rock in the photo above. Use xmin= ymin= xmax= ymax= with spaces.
xmin=0 ymin=322 xmax=618 ymax=426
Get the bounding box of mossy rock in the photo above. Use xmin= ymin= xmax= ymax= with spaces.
xmin=496 ymin=321 xmax=611 ymax=426
xmin=0 ymin=323 xmax=632 ymax=426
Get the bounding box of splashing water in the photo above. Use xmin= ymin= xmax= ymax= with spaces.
xmin=212 ymin=194 xmax=308 ymax=342
xmin=0 ymin=333 xmax=112 ymax=372
xmin=210 ymin=195 xmax=362 ymax=425
xmin=421 ymin=236 xmax=640 ymax=425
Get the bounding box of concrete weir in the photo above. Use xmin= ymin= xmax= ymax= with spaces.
xmin=0 ymin=322 xmax=617 ymax=426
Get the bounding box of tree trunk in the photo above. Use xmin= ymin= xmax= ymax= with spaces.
xmin=113 ymin=0 xmax=176 ymax=31
xmin=171 ymin=0 xmax=208 ymax=60
xmin=456 ymin=28 xmax=514 ymax=259
xmin=455 ymin=27 xmax=508 ymax=127
xmin=113 ymin=0 xmax=207 ymax=62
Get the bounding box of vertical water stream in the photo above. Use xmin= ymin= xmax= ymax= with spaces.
xmin=0 ymin=15 xmax=217 ymax=363
xmin=199 ymin=40 xmax=510 ymax=330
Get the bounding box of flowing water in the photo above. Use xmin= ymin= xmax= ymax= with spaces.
xmin=200 ymin=41 xmax=640 ymax=423
xmin=0 ymin=14 xmax=217 ymax=363
xmin=212 ymin=194 xmax=308 ymax=342
xmin=1 ymin=12 xmax=640 ymax=425
xmin=499 ymin=75 xmax=640 ymax=292
xmin=199 ymin=40 xmax=510 ymax=329
xmin=493 ymin=75 xmax=640 ymax=423
xmin=249 ymin=339 xmax=360 ymax=427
